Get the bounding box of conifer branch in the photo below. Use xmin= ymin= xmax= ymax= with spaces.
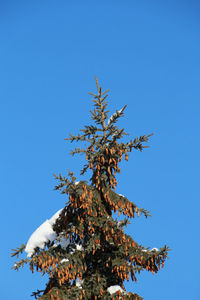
xmin=12 ymin=258 xmax=31 ymax=271
xmin=31 ymin=289 xmax=44 ymax=299
xmin=11 ymin=244 xmax=26 ymax=258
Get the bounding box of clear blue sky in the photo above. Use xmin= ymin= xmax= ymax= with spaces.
xmin=1 ymin=1 xmax=200 ymax=299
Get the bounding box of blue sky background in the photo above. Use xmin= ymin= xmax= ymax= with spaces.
xmin=1 ymin=1 xmax=200 ymax=299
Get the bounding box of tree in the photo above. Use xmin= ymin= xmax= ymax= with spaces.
xmin=12 ymin=77 xmax=169 ymax=300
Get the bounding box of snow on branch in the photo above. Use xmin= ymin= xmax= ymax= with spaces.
xmin=142 ymin=247 xmax=159 ymax=253
xmin=107 ymin=285 xmax=124 ymax=295
xmin=25 ymin=208 xmax=63 ymax=257
xmin=107 ymin=105 xmax=127 ymax=125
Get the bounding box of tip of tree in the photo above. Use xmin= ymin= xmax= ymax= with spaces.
xmin=95 ymin=75 xmax=100 ymax=93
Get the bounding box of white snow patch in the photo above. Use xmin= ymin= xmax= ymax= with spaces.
xmin=76 ymin=244 xmax=83 ymax=251
xmin=60 ymin=258 xmax=69 ymax=264
xmin=25 ymin=220 xmax=56 ymax=257
xmin=118 ymin=193 xmax=125 ymax=197
xmin=75 ymin=181 xmax=80 ymax=185
xmin=151 ymin=248 xmax=159 ymax=252
xmin=76 ymin=278 xmax=83 ymax=289
xmin=142 ymin=247 xmax=159 ymax=253
xmin=25 ymin=208 xmax=63 ymax=257
xmin=108 ymin=108 xmax=124 ymax=125
xmin=107 ymin=285 xmax=124 ymax=295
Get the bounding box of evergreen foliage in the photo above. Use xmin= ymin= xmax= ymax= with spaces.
xmin=12 ymin=77 xmax=169 ymax=300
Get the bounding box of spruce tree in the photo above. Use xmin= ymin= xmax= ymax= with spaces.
xmin=12 ymin=77 xmax=169 ymax=300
